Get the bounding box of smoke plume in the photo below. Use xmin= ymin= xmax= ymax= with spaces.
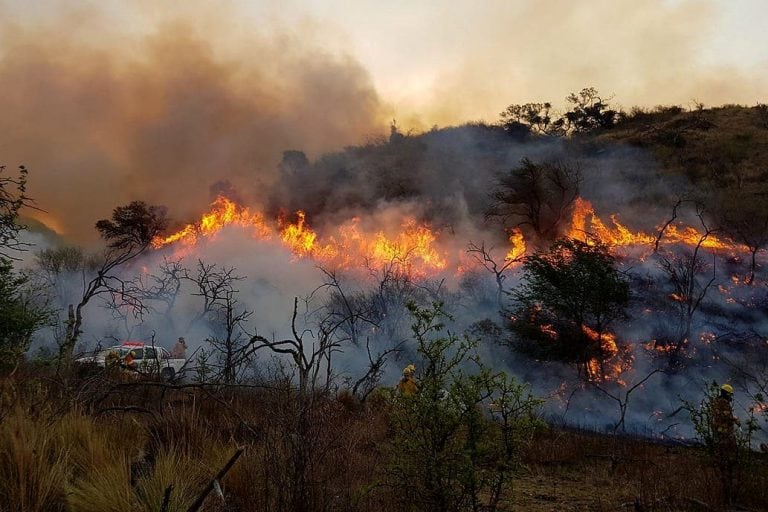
xmin=0 ymin=2 xmax=387 ymax=241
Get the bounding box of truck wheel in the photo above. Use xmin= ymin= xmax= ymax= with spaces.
xmin=161 ymin=367 xmax=175 ymax=381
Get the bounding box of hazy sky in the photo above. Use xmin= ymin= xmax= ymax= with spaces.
xmin=1 ymin=0 xmax=766 ymax=237
xmin=3 ymin=0 xmax=767 ymax=127
xmin=292 ymin=0 xmax=768 ymax=125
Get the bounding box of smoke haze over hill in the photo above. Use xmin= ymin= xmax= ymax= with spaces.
xmin=1 ymin=1 xmax=767 ymax=239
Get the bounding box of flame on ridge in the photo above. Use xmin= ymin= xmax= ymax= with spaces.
xmin=567 ymin=197 xmax=740 ymax=251
xmin=154 ymin=194 xmax=747 ymax=277
xmin=153 ymin=196 xmax=447 ymax=274
xmin=153 ymin=196 xmax=271 ymax=247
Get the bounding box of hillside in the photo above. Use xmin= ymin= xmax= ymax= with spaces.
xmin=593 ymin=104 xmax=768 ymax=186
xmin=5 ymin=105 xmax=768 ymax=512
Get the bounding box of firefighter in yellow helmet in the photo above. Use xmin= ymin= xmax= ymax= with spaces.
xmin=397 ymin=364 xmax=418 ymax=397
xmin=710 ymin=383 xmax=738 ymax=505
xmin=712 ymin=383 xmax=737 ymax=443
xmin=105 ymin=349 xmax=120 ymax=368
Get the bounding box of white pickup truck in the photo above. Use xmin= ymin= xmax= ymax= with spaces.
xmin=76 ymin=341 xmax=188 ymax=380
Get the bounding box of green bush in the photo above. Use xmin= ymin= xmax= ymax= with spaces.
xmin=386 ymin=302 xmax=543 ymax=512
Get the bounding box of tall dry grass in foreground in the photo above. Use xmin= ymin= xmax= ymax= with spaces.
xmin=0 ymin=369 xmax=390 ymax=512
xmin=1 ymin=366 xmax=767 ymax=511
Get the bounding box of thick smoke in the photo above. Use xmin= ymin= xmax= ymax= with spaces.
xmin=0 ymin=2 xmax=387 ymax=241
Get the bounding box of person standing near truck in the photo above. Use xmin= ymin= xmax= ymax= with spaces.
xmin=123 ymin=350 xmax=137 ymax=371
xmin=171 ymin=337 xmax=188 ymax=359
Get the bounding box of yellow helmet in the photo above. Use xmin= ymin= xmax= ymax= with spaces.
xmin=403 ymin=364 xmax=416 ymax=376
xmin=721 ymin=383 xmax=734 ymax=395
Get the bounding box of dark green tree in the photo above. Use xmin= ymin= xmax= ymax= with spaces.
xmin=562 ymin=87 xmax=620 ymax=133
xmin=487 ymin=158 xmax=581 ymax=247
xmin=499 ymin=102 xmax=560 ymax=137
xmin=0 ymin=165 xmax=31 ymax=259
xmin=509 ymin=238 xmax=629 ymax=379
xmin=0 ymin=164 xmax=48 ymax=372
xmin=387 ymin=302 xmax=542 ymax=511
xmin=59 ymin=201 xmax=168 ymax=362
xmin=0 ymin=259 xmax=50 ymax=373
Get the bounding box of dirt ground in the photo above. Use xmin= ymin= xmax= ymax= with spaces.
xmin=511 ymin=429 xmax=767 ymax=511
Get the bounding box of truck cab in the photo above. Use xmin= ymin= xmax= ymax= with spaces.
xmin=77 ymin=340 xmax=187 ymax=380
xmin=120 ymin=341 xmax=187 ymax=380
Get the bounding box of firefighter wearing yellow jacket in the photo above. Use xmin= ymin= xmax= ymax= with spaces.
xmin=711 ymin=383 xmax=739 ymax=505
xmin=711 ymin=384 xmax=737 ymax=449
xmin=397 ymin=364 xmax=418 ymax=397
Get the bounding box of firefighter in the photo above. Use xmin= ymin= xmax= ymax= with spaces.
xmin=710 ymin=383 xmax=738 ymax=505
xmin=711 ymin=383 xmax=737 ymax=446
xmin=397 ymin=364 xmax=418 ymax=397
xmin=105 ymin=349 xmax=120 ymax=368
xmin=123 ymin=350 xmax=137 ymax=371
xmin=170 ymin=337 xmax=188 ymax=359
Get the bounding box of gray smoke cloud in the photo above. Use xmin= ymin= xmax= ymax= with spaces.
xmin=0 ymin=2 xmax=387 ymax=241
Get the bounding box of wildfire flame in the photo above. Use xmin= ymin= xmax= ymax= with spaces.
xmin=150 ymin=193 xmax=761 ymax=388
xmin=153 ymin=196 xmax=447 ymax=275
xmin=568 ymin=198 xmax=655 ymax=247
xmin=153 ymin=196 xmax=271 ymax=247
xmin=581 ymin=325 xmax=628 ymax=384
xmin=505 ymin=228 xmax=526 ymax=261
xmin=567 ymin=197 xmax=741 ymax=252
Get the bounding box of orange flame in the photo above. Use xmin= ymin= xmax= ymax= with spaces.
xmin=568 ymin=198 xmax=655 ymax=247
xmin=153 ymin=196 xmax=271 ymax=247
xmin=280 ymin=211 xmax=336 ymax=259
xmin=152 ymin=196 xmax=447 ymax=274
xmin=505 ymin=228 xmax=526 ymax=261
xmin=567 ymin=197 xmax=741 ymax=252
xmin=581 ymin=325 xmax=627 ymax=384
xmin=581 ymin=325 xmax=619 ymax=358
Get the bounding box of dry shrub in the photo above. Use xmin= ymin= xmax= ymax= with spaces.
xmin=66 ymin=456 xmax=137 ymax=512
xmin=134 ymin=448 xmax=216 ymax=512
xmin=225 ymin=385 xmax=389 ymax=512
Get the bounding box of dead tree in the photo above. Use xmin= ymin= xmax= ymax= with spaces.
xmin=467 ymin=240 xmax=521 ymax=309
xmin=317 ymin=266 xmax=372 ymax=347
xmin=486 ymin=158 xmax=581 ymax=247
xmin=349 ymin=337 xmax=399 ymax=400
xmin=206 ymin=289 xmax=254 ymax=384
xmin=654 ymin=198 xmax=683 ymax=253
xmin=317 ymin=266 xmax=408 ymax=399
xmin=182 ymin=260 xmax=258 ymax=383
xmin=657 ymin=204 xmax=717 ymax=366
xmin=591 ymin=368 xmax=662 ymax=433
xmin=183 ymin=259 xmax=245 ymax=331
xmin=132 ymin=257 xmax=185 ymax=326
xmin=250 ymin=297 xmax=346 ymax=394
xmin=363 ymin=250 xmax=424 ymax=344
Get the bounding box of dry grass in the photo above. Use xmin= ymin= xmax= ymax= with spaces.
xmin=597 ymin=104 xmax=768 ymax=187
xmin=0 ymin=406 xmax=71 ymax=512
xmin=1 ymin=369 xmax=767 ymax=511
